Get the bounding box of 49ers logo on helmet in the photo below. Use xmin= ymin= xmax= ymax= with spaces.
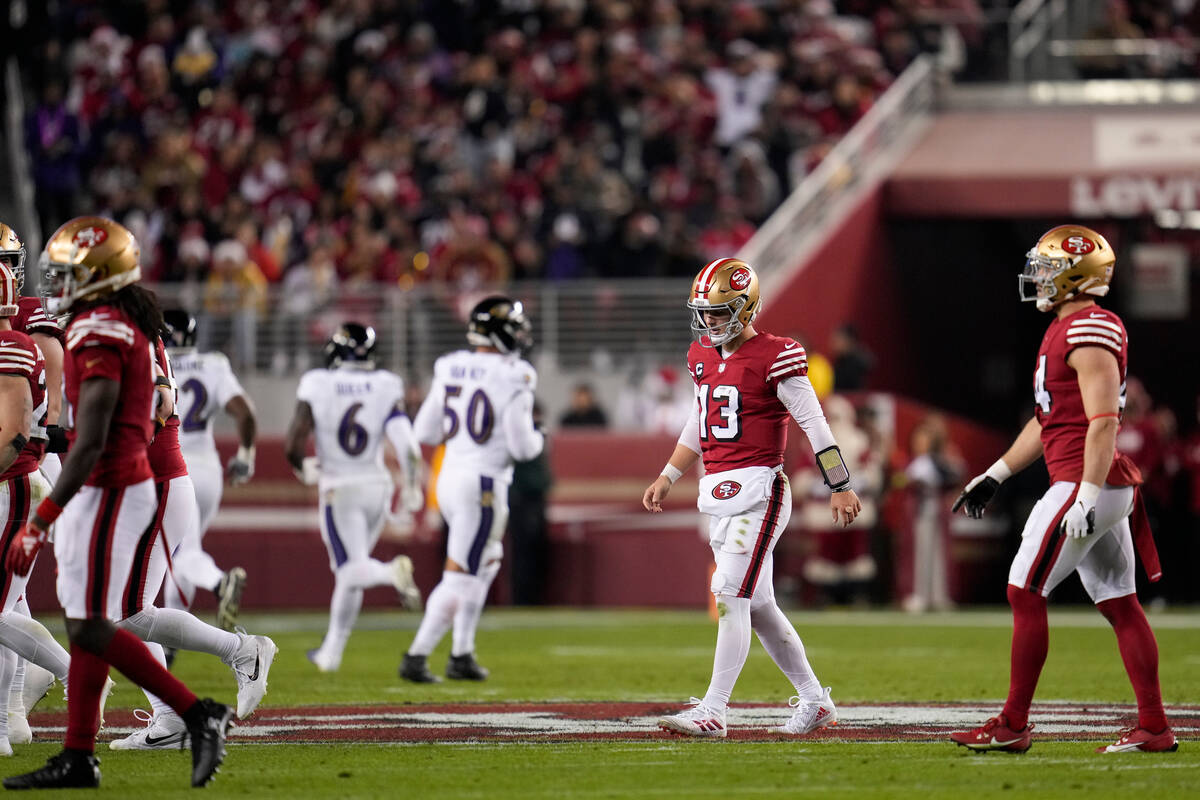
xmin=712 ymin=480 xmax=742 ymax=500
xmin=728 ymin=268 xmax=751 ymax=291
xmin=72 ymin=226 xmax=108 ymax=248
xmin=1061 ymin=235 xmax=1094 ymax=255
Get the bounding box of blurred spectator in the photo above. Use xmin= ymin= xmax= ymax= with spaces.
xmin=831 ymin=324 xmax=874 ymax=390
xmin=202 ymin=240 xmax=267 ymax=370
xmin=898 ymin=414 xmax=964 ymax=613
xmin=706 ymin=39 xmax=778 ymax=149
xmin=26 ymin=78 xmax=82 ymax=232
xmin=1077 ymin=0 xmax=1146 ymax=79
xmin=560 ymin=383 xmax=608 ymax=428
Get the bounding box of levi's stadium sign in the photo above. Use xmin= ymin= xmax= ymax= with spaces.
xmin=1070 ymin=175 xmax=1200 ymax=217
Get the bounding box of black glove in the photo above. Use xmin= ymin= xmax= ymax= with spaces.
xmin=951 ymin=475 xmax=1000 ymax=519
xmin=44 ymin=425 xmax=69 ymax=454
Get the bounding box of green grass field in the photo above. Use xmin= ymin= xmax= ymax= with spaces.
xmin=8 ymin=608 xmax=1200 ymax=798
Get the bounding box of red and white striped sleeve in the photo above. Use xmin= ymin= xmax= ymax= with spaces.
xmin=765 ymin=338 xmax=808 ymax=389
xmin=65 ymin=313 xmax=136 ymax=353
xmin=1065 ymin=312 xmax=1124 ymax=354
xmin=0 ymin=333 xmax=37 ymax=378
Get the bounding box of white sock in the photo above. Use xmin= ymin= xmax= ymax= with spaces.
xmin=451 ymin=561 xmax=499 ymax=657
xmin=8 ymin=656 xmax=24 ymax=714
xmin=408 ymin=572 xmax=474 ymax=657
xmin=0 ymin=612 xmax=70 ymax=683
xmin=320 ymin=572 xmax=364 ymax=661
xmin=0 ymin=649 xmax=15 ymax=738
xmin=119 ymin=607 xmax=240 ymax=662
xmin=751 ymin=601 xmax=821 ymax=700
xmin=701 ymin=595 xmax=752 ymax=713
xmin=139 ymin=641 xmax=174 ymax=718
xmin=339 ymin=559 xmax=395 ymax=591
xmin=174 ymin=548 xmax=225 ymax=594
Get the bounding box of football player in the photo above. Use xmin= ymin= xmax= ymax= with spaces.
xmin=400 ymin=296 xmax=543 ymax=683
xmin=107 ymin=333 xmax=276 ymax=749
xmin=161 ymin=309 xmax=255 ymax=631
xmin=4 ymin=217 xmax=232 ymax=789
xmin=642 ymin=258 xmax=861 ymax=738
xmin=285 ymin=323 xmax=423 ymax=673
xmin=950 ymin=226 xmax=1176 ymax=754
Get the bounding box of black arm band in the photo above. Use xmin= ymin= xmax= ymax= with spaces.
xmin=815 ymin=445 xmax=851 ymax=491
xmin=45 ymin=425 xmax=69 ymax=454
xmin=154 ymin=376 xmax=172 ymax=388
xmin=9 ymin=433 xmax=27 ymax=455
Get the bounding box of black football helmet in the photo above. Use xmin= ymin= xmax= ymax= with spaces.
xmin=162 ymin=309 xmax=197 ymax=347
xmin=466 ymin=296 xmax=532 ymax=355
xmin=325 ymin=322 xmax=377 ymax=367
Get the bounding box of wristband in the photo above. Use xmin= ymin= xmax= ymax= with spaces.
xmin=154 ymin=376 xmax=172 ymax=388
xmin=35 ymin=497 xmax=63 ymax=526
xmin=1076 ymin=481 xmax=1102 ymax=507
xmin=985 ymin=458 xmax=1012 ymax=483
xmin=236 ymin=444 xmax=256 ymax=464
xmin=9 ymin=433 xmax=27 ymax=454
xmin=815 ymin=445 xmax=851 ymax=491
xmin=661 ymin=464 xmax=683 ymax=484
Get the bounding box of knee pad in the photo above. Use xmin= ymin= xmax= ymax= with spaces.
xmin=710 ymin=553 xmax=752 ymax=597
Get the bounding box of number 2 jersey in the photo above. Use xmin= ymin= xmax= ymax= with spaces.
xmin=1034 ymin=304 xmax=1139 ymax=486
xmin=413 ymin=350 xmax=543 ymax=483
xmin=167 ymin=347 xmax=248 ymax=461
xmin=297 ymin=364 xmax=409 ymax=486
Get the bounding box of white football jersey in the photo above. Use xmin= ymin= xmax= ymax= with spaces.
xmin=168 ymin=348 xmax=248 ymax=458
xmin=297 ymin=365 xmax=407 ymax=485
xmin=414 ymin=350 xmax=543 ymax=483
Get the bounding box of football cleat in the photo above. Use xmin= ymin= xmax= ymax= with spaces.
xmin=184 ymin=699 xmax=234 ymax=788
xmin=399 ymin=654 xmax=441 ymax=683
xmin=109 ymin=709 xmax=189 ymax=750
xmin=306 ymin=646 xmax=340 ymax=673
xmin=772 ymin=687 xmax=838 ymax=735
xmin=20 ymin=663 xmax=56 ymax=717
xmin=2 ymin=749 xmax=101 ymax=789
xmin=7 ymin=708 xmax=30 ymax=746
xmin=229 ymin=634 xmax=278 ymax=718
xmin=657 ymin=698 xmax=727 ymax=738
xmin=216 ymin=567 xmax=247 ymax=632
xmin=390 ymin=556 xmax=423 ymax=611
xmin=1096 ymin=726 xmax=1178 ymax=753
xmin=950 ymin=714 xmax=1033 ymax=752
xmin=445 ymin=653 xmax=489 ymax=681
xmin=0 ymin=736 xmax=10 ymax=757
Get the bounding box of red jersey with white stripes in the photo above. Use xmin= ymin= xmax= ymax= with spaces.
xmin=148 ymin=337 xmax=188 ymax=481
xmin=687 ymin=332 xmax=808 ymax=473
xmin=64 ymin=306 xmax=155 ymax=487
xmin=1034 ymin=304 xmax=1138 ymax=485
xmin=0 ymin=331 xmax=43 ymax=480
xmin=13 ymin=297 xmax=64 ymax=344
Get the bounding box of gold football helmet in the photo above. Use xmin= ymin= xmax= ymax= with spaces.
xmin=1021 ymin=225 xmax=1115 ymax=312
xmin=40 ymin=216 xmax=141 ymax=316
xmin=0 ymin=222 xmax=25 ymax=292
xmin=688 ymin=257 xmax=761 ymax=347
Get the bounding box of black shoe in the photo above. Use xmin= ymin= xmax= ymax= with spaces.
xmin=3 ymin=749 xmax=101 ymax=789
xmin=184 ymin=698 xmax=234 ymax=787
xmin=216 ymin=567 xmax=247 ymax=632
xmin=399 ymin=654 xmax=441 ymax=683
xmin=445 ymin=653 xmax=490 ymax=681
xmin=164 ymin=646 xmax=178 ymax=670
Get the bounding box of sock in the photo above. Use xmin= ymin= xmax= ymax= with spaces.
xmin=0 ymin=648 xmax=15 ymax=739
xmin=338 ymin=559 xmax=395 ymax=591
xmin=408 ymin=572 xmax=473 ymax=657
xmin=751 ymin=601 xmax=821 ymax=700
xmin=138 ymin=641 xmax=174 ymax=719
xmin=701 ymin=595 xmax=752 ymax=713
xmin=119 ymin=607 xmax=240 ymax=662
xmin=174 ymin=548 xmax=225 ymax=594
xmin=320 ymin=572 xmax=364 ymax=662
xmin=1002 ymin=584 xmax=1048 ymax=730
xmin=64 ymin=645 xmax=110 ymax=753
xmin=451 ymin=570 xmax=493 ymax=657
xmin=9 ymin=656 xmax=25 ymax=715
xmin=0 ymin=611 xmax=71 ymax=682
xmin=100 ymin=629 xmax=197 ymax=716
xmin=1097 ymin=594 xmax=1168 ymax=732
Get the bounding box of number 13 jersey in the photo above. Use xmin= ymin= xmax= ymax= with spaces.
xmin=297 ymin=365 xmax=406 ymax=485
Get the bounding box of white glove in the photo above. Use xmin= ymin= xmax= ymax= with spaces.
xmin=1061 ymin=482 xmax=1100 ymax=539
xmin=226 ymin=445 xmax=255 ymax=485
xmin=294 ymin=456 xmax=321 ymax=486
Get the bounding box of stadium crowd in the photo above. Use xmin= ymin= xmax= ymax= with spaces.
xmin=27 ymin=0 xmax=986 ymax=298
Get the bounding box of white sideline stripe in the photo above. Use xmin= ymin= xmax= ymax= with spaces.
xmin=1066 ymin=325 xmax=1121 ymax=340
xmin=1067 ymin=335 xmax=1121 ymax=350
xmin=1071 ymin=318 xmax=1121 ymax=333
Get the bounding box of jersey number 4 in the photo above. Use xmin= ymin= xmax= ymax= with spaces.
xmin=444 ymin=385 xmax=494 ymax=444
xmin=698 ymin=384 xmax=741 ymax=441
xmin=1034 ymin=355 xmax=1052 ymax=414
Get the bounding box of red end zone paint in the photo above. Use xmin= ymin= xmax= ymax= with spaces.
xmin=40 ymin=702 xmax=1200 ymax=744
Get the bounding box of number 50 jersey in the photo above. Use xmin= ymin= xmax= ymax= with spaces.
xmin=413 ymin=350 xmax=543 ymax=483
xmin=297 ymin=365 xmax=407 ymax=485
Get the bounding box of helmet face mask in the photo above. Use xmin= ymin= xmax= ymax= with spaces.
xmin=325 ymin=322 xmax=377 ymax=368
xmin=0 ymin=261 xmax=19 ymax=317
xmin=687 ymin=258 xmax=760 ymax=348
xmin=1020 ymin=225 xmax=1114 ymax=312
xmin=467 ymin=296 xmax=532 ymax=355
xmin=0 ymin=223 xmax=25 ymax=294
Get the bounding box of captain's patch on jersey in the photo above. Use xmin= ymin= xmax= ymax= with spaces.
xmin=694 ymin=362 xmax=703 ymax=378
xmin=712 ymin=480 xmax=742 ymax=499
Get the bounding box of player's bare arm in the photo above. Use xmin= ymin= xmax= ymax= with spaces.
xmin=39 ymin=375 xmax=120 ymax=525
xmin=643 ymin=443 xmax=701 ymax=513
xmin=31 ymin=332 xmax=63 ymax=425
xmin=0 ymin=375 xmax=32 ymax=474
xmin=284 ymin=399 xmax=318 ymax=483
xmin=1059 ymin=345 xmax=1121 ymax=538
xmin=952 ymin=417 xmax=1044 ymax=518
xmin=225 ymin=394 xmax=257 ymax=484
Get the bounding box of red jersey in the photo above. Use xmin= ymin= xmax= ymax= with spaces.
xmin=687 ymin=332 xmax=808 ymax=473
xmin=0 ymin=330 xmax=43 ymax=480
xmin=147 ymin=337 xmax=188 ymax=481
xmin=12 ymin=297 xmax=62 ymax=467
xmin=63 ymin=306 xmax=155 ymax=488
xmin=13 ymin=297 xmax=64 ymax=344
xmin=1034 ymin=304 xmax=1139 ymax=486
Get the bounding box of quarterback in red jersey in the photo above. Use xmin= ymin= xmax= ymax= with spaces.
xmin=3 ymin=217 xmax=232 ymax=790
xmin=950 ymin=225 xmax=1175 ymax=754
xmin=642 ymin=257 xmax=861 ymax=738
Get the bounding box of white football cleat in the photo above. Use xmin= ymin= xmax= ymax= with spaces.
xmin=390 ymin=556 xmax=422 ymax=611
xmin=772 ymin=686 xmax=838 ymax=735
xmin=229 ymin=634 xmax=278 ymax=719
xmin=109 ymin=709 xmax=189 ymax=750
xmin=21 ymin=664 xmax=56 ymax=717
xmin=0 ymin=736 xmax=11 ymax=757
xmin=657 ymin=698 xmax=727 ymax=738
xmin=98 ymin=678 xmax=117 ymax=730
xmin=8 ymin=707 xmax=31 ymax=745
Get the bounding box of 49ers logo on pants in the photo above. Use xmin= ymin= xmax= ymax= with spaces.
xmin=712 ymin=480 xmax=742 ymax=500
